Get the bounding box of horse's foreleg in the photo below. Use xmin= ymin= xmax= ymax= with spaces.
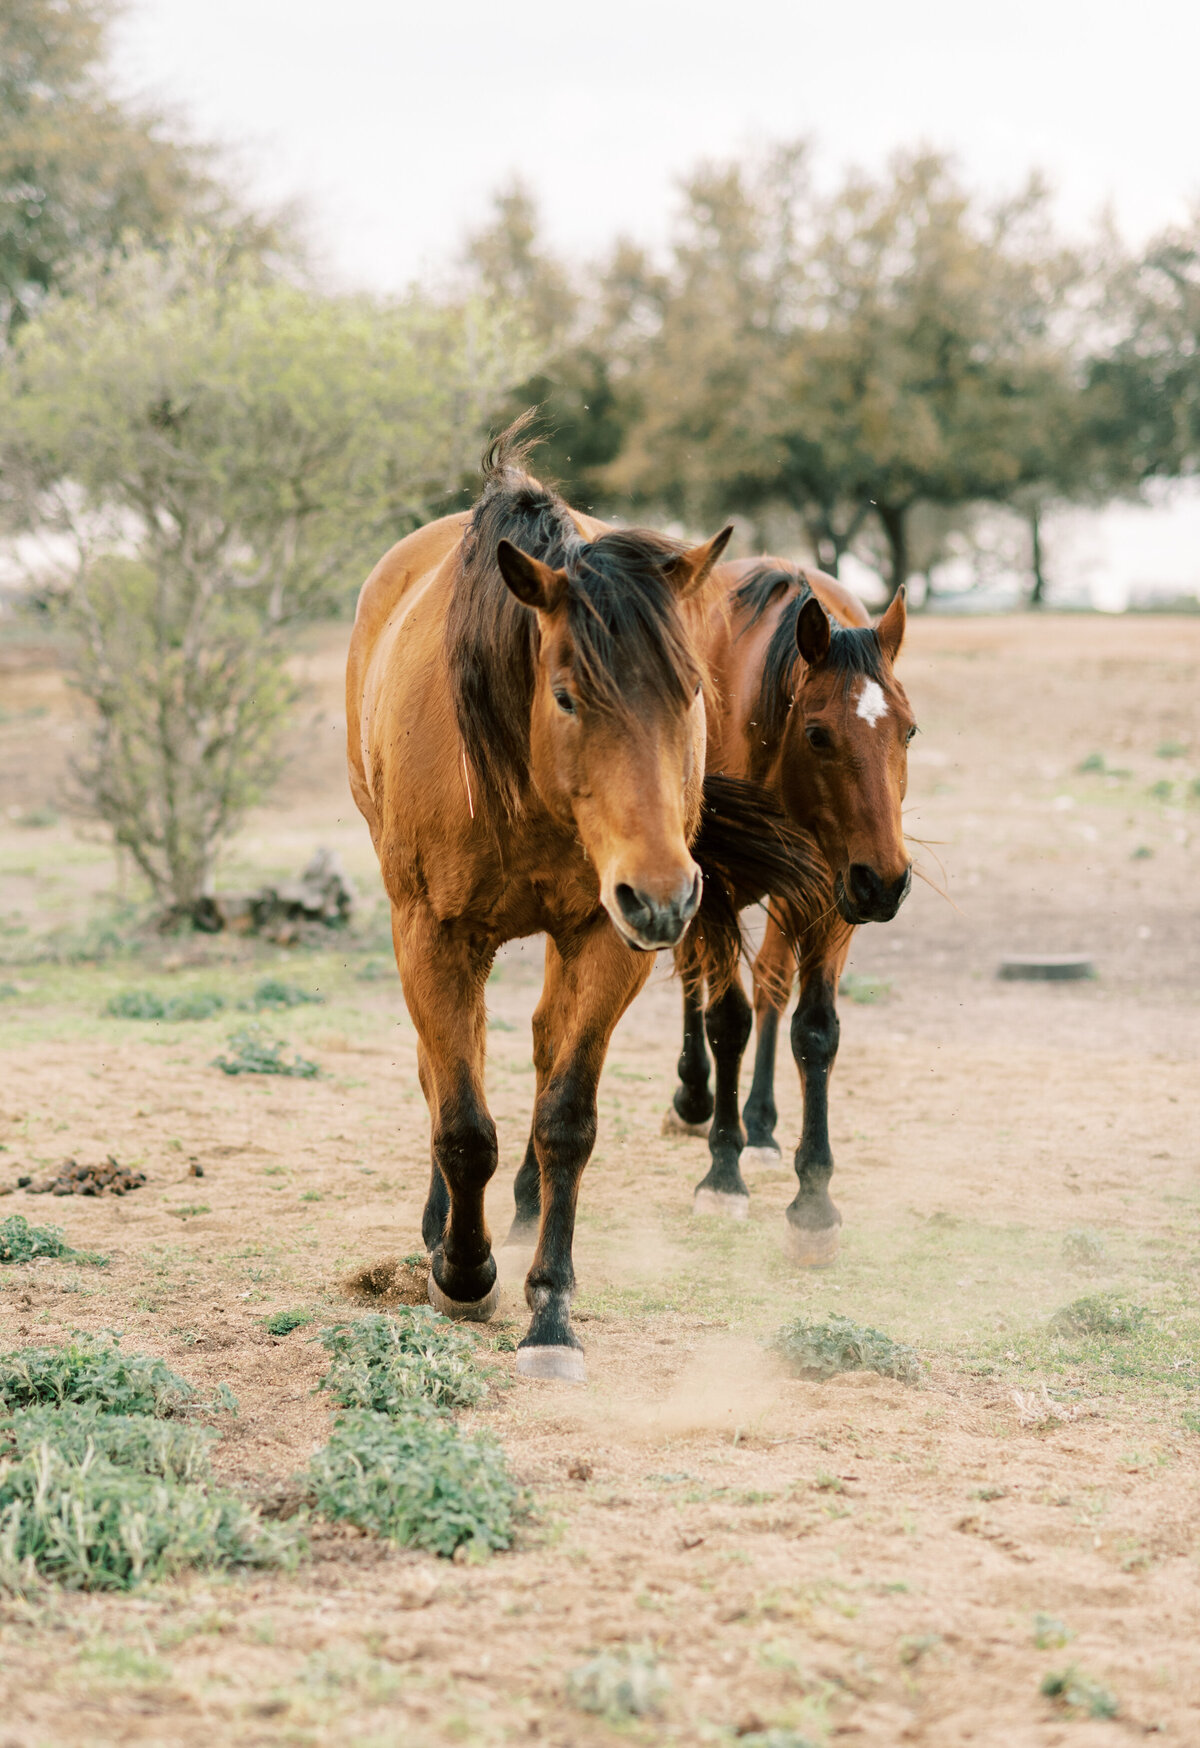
xmin=691 ymin=976 xmax=753 ymax=1217
xmin=519 ymin=923 xmax=651 ymax=1382
xmin=785 ymin=928 xmax=853 ymax=1266
xmin=506 ymin=941 xmax=559 ymax=1248
xmin=393 ymin=906 xmax=500 ymax=1320
xmin=664 ymin=948 xmax=712 ymax=1136
xmin=742 ymin=909 xmax=796 ymax=1164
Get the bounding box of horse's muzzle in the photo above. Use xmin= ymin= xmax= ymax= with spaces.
xmin=612 ymin=870 xmax=703 ymax=951
xmin=835 ymin=862 xmax=912 ymax=926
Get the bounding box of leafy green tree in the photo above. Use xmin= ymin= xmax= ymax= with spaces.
xmin=0 ymin=0 xmax=269 ymax=339
xmin=0 ymin=238 xmax=525 ymax=913
xmin=605 ymin=146 xmax=1094 ymax=601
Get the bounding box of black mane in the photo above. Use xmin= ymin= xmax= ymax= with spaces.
xmin=734 ymin=562 xmax=885 ymax=744
xmin=447 ymin=419 xmax=701 ymax=816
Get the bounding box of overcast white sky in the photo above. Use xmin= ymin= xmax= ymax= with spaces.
xmin=112 ymin=0 xmax=1200 ymax=292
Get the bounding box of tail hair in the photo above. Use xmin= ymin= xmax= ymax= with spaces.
xmin=685 ymin=774 xmax=832 ymax=1000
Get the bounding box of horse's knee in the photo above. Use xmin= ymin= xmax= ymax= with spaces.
xmin=433 ymin=1105 xmax=498 ymax=1186
xmin=706 ymin=985 xmax=753 ymax=1059
xmin=791 ymin=980 xmax=839 ymax=1072
xmin=533 ymin=1076 xmax=596 ymax=1169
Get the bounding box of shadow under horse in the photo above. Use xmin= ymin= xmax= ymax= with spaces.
xmin=346 ymin=428 xmax=827 ymax=1381
xmin=666 ymin=559 xmax=916 ymax=1264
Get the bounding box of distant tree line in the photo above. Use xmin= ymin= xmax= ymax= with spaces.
xmin=2 ymin=0 xmax=1199 ymax=915
xmin=464 ymin=154 xmax=1200 ymax=607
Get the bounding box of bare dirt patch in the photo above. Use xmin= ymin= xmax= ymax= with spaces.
xmin=0 ymin=614 xmax=1198 ymax=1745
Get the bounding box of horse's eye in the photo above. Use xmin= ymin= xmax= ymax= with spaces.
xmin=905 ymin=725 xmax=918 ymax=745
xmin=553 ymin=688 xmax=576 ymax=716
xmin=806 ymin=724 xmax=833 ymax=752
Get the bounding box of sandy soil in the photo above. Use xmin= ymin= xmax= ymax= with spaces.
xmin=0 ymin=613 xmax=1198 ymax=1746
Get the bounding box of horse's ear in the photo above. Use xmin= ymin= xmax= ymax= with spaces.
xmin=795 ymin=595 xmax=832 ymax=668
xmin=665 ymin=524 xmax=734 ymax=597
xmin=496 ymin=539 xmax=567 ymax=614
xmin=875 ymin=584 xmax=906 ymax=662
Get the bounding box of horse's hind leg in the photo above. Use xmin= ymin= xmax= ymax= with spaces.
xmin=692 ymin=976 xmax=753 ymax=1218
xmin=785 ymin=927 xmax=853 ymax=1266
xmin=742 ymin=910 xmax=795 ymax=1166
xmin=393 ymin=906 xmax=500 ymax=1320
xmin=663 ymin=950 xmax=712 ymax=1137
xmin=519 ymin=921 xmax=651 ymax=1383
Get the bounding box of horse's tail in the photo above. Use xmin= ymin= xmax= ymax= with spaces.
xmin=684 ymin=774 xmax=833 ymax=1001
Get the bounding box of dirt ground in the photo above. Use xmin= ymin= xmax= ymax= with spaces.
xmin=0 ymin=612 xmax=1198 ymax=1747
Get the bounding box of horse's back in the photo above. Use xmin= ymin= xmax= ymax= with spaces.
xmin=722 ymin=555 xmax=870 ymax=630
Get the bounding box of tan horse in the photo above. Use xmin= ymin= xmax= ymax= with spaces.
xmin=347 ymin=432 xmax=823 ymax=1381
xmin=666 ymin=560 xmax=915 ymax=1262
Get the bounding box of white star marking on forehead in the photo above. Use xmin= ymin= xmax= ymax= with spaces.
xmin=855 ymin=677 xmax=889 ymax=727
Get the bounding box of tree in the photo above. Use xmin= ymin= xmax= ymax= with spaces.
xmin=0 ymin=237 xmax=526 ymax=914
xmin=603 ymin=146 xmax=1093 ymax=601
xmin=0 ymin=0 xmax=271 ymax=340
xmin=464 ymin=183 xmax=626 ymax=506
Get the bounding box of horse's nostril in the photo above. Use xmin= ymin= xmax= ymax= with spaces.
xmin=615 ymin=883 xmax=653 ymax=930
xmin=848 ymin=863 xmax=881 ymax=908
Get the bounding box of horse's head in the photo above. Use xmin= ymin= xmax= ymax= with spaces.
xmin=496 ymin=526 xmax=731 ymax=951
xmin=779 ymin=588 xmax=914 ymax=925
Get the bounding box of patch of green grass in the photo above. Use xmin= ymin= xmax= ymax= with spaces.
xmin=1076 ymin=751 xmax=1107 ymax=773
xmin=566 ymin=1645 xmax=669 ymax=1720
xmin=838 ymin=972 xmax=892 ymax=1004
xmin=306 ymin=1408 xmax=522 ymax=1557
xmin=0 ymin=1215 xmax=107 ymax=1268
xmin=1033 ymin=1613 xmax=1073 ymax=1650
xmin=1040 ymin=1666 xmax=1117 ymax=1719
xmin=1061 ymin=1227 xmax=1107 ymax=1267
xmin=0 ymin=1404 xmax=214 ymax=1481
xmin=317 ymin=1310 xmax=487 ymax=1414
xmin=242 ymin=978 xmax=325 ymax=1011
xmin=1147 ymin=778 xmax=1174 ymax=801
xmin=772 ymin=1314 xmax=919 ymax=1383
xmin=1049 ymin=1295 xmax=1148 ymax=1337
xmin=1182 ymin=1410 xmax=1200 ymax=1435
xmin=106 ymin=988 xmax=226 ymax=1021
xmin=0 ymin=1443 xmax=299 ymax=1592
xmin=1155 ymin=740 xmax=1186 ymax=759
xmin=212 ymin=1025 xmax=318 ymax=1078
xmin=168 ymin=1204 xmax=210 ymax=1220
xmin=353 ymin=958 xmax=393 ymax=982
xmin=0 ymin=1335 xmax=195 ymax=1416
xmin=263 ymin=1309 xmax=313 ymax=1337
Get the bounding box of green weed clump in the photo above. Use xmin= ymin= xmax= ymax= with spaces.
xmin=318 ymin=1310 xmax=487 ymax=1414
xmin=566 ymin=1645 xmax=670 ymax=1719
xmin=0 ymin=1215 xmax=106 ymax=1268
xmin=0 ymin=1405 xmax=214 ymax=1482
xmin=1050 ymin=1295 xmax=1147 ymax=1337
xmin=263 ymin=1309 xmax=314 ymax=1337
xmin=772 ymin=1314 xmax=919 ymax=1383
xmin=1040 ymin=1666 xmax=1117 ymax=1719
xmin=0 ymin=1336 xmax=195 ymax=1417
xmin=838 ymin=972 xmax=892 ymax=1005
xmin=0 ymin=1443 xmax=298 ymax=1592
xmin=243 ymin=979 xmax=325 ymax=1011
xmin=212 ymin=1025 xmax=318 ymax=1078
xmin=106 ymin=988 xmax=226 ymax=1021
xmin=306 ymin=1408 xmax=522 ymax=1557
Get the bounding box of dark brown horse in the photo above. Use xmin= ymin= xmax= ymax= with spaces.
xmin=347 ymin=434 xmax=824 ymax=1381
xmin=666 ymin=558 xmax=915 ymax=1262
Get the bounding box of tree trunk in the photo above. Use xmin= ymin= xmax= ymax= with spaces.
xmin=1028 ymin=504 xmax=1047 ymax=608
xmin=875 ymin=502 xmax=910 ymax=603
